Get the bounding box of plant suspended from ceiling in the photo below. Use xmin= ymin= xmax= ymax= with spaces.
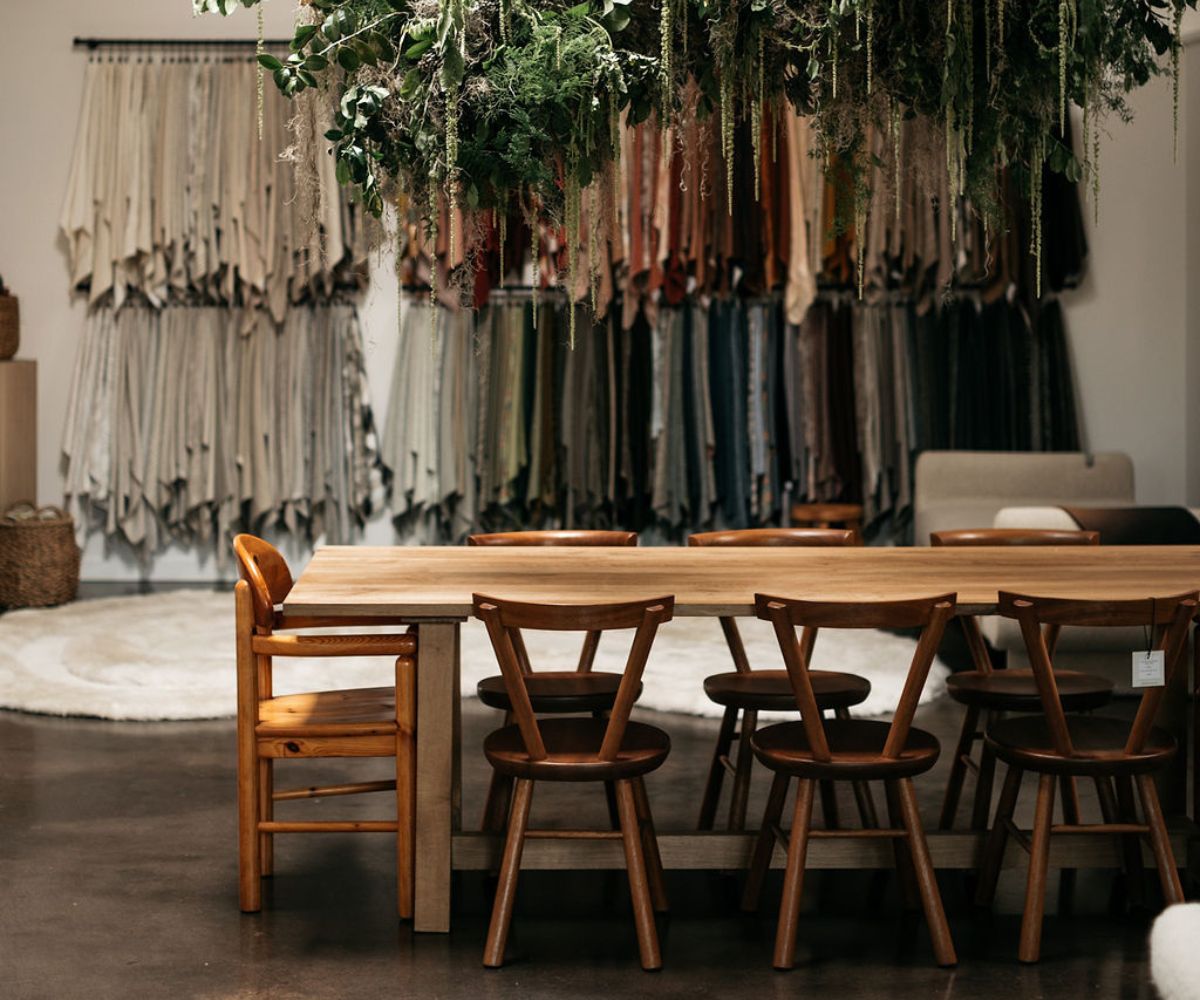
xmin=200 ymin=0 xmax=1193 ymax=300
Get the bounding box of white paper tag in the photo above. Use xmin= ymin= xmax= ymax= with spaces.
xmin=1132 ymin=650 xmax=1166 ymax=688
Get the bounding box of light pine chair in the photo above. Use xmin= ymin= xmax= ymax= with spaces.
xmin=234 ymin=534 xmax=418 ymax=916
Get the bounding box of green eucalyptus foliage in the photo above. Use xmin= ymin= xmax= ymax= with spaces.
xmin=200 ymin=0 xmax=1192 ymax=241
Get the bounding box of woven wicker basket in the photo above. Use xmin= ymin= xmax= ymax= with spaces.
xmin=0 ymin=295 xmax=18 ymax=361
xmin=0 ymin=504 xmax=81 ymax=608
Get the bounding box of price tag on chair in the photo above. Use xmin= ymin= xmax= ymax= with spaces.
xmin=1132 ymin=650 xmax=1165 ymax=688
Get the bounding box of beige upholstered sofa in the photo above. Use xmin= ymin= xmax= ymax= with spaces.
xmin=912 ymin=450 xmax=1135 ymax=548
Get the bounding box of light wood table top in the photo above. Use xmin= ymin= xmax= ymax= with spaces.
xmin=284 ymin=544 xmax=1200 ymax=619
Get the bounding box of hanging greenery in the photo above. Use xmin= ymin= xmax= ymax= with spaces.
xmin=199 ymin=0 xmax=1192 ymax=292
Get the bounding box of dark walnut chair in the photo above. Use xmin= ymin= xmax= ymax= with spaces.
xmin=789 ymin=501 xmax=864 ymax=540
xmin=742 ymin=591 xmax=958 ymax=970
xmin=688 ymin=528 xmax=874 ymax=832
xmin=233 ymin=534 xmax=418 ymax=917
xmin=975 ymin=590 xmax=1197 ymax=963
xmin=930 ymin=528 xmax=1111 ymax=831
xmin=474 ymin=592 xmax=674 ymax=971
xmin=468 ymin=530 xmax=640 ymax=832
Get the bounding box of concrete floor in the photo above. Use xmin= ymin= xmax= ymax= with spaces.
xmin=0 ymin=691 xmax=1173 ymax=1000
xmin=0 ymin=582 xmax=1175 ymax=998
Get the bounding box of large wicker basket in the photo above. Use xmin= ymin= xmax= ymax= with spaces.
xmin=0 ymin=294 xmax=17 ymax=360
xmin=0 ymin=504 xmax=81 ymax=608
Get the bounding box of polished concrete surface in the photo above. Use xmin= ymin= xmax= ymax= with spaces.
xmin=1 ymin=691 xmax=1173 ymax=1000
xmin=0 ymin=583 xmax=1175 ymax=998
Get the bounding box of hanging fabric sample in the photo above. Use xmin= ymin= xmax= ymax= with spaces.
xmin=61 ymin=306 xmax=380 ymax=557
xmin=60 ymin=56 xmax=370 ymax=315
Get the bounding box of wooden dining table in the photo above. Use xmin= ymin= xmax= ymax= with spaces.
xmin=284 ymin=544 xmax=1200 ymax=932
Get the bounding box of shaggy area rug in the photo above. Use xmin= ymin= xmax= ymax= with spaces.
xmin=0 ymin=591 xmax=948 ymax=722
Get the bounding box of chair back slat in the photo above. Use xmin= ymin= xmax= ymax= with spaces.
xmin=476 ymin=602 xmax=548 ymax=760
xmin=473 ymin=594 xmax=674 ymax=764
xmin=688 ymin=528 xmax=856 ymax=548
xmin=233 ymin=534 xmax=294 ymax=631
xmin=466 ymin=530 xmax=636 ymax=670
xmin=755 ymin=593 xmax=956 ymax=761
xmin=997 ymin=591 xmax=1198 ymax=757
xmin=689 ymin=528 xmax=856 ymax=675
xmin=930 ymin=528 xmax=1100 ymax=547
xmin=761 ymin=601 xmax=832 ymax=761
xmin=576 ymin=630 xmax=602 ymax=673
xmin=468 ymin=530 xmax=638 ymax=547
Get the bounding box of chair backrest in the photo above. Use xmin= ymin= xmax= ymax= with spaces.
xmin=754 ymin=593 xmax=956 ymax=760
xmin=687 ymin=528 xmax=857 ymax=548
xmin=997 ymin=591 xmax=1197 ymax=757
xmin=233 ymin=534 xmax=293 ymax=631
xmin=473 ymin=594 xmax=673 ymax=762
xmin=929 ymin=527 xmax=1099 ymax=672
xmin=688 ymin=527 xmax=857 ymax=673
xmin=468 ymin=530 xmax=638 ymax=547
xmin=930 ymin=528 xmax=1099 ymax=547
xmin=467 ymin=529 xmax=637 ymax=670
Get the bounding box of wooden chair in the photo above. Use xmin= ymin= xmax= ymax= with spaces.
xmin=789 ymin=502 xmax=863 ymax=539
xmin=473 ymin=592 xmax=674 ymax=970
xmin=976 ymin=590 xmax=1197 ymax=963
xmin=688 ymin=528 xmax=874 ymax=832
xmin=742 ymin=592 xmax=958 ymax=970
xmin=468 ymin=530 xmax=639 ymax=832
xmin=233 ymin=534 xmax=418 ymax=917
xmin=930 ymin=528 xmax=1112 ymax=831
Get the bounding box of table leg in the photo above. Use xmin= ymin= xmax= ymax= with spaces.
xmin=414 ymin=621 xmax=461 ymax=933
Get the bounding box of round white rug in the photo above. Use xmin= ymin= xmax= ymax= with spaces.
xmin=0 ymin=591 xmax=948 ymax=721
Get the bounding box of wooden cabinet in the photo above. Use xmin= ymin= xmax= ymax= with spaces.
xmin=0 ymin=360 xmax=36 ymax=509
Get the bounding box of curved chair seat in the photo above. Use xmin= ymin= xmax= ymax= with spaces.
xmin=752 ymin=718 xmax=940 ymax=780
xmin=987 ymin=715 xmax=1176 ymax=776
xmin=703 ymin=668 xmax=870 ymax=712
xmin=477 ymin=671 xmax=641 ymax=713
xmin=946 ymin=668 xmax=1112 ymax=713
xmin=484 ymin=718 xmax=670 ymax=782
xmin=257 ymin=686 xmax=396 ymax=734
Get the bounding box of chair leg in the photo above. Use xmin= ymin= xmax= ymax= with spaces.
xmin=885 ymin=780 xmax=920 ymax=911
xmin=1115 ymin=776 xmax=1148 ymax=907
xmin=633 ymin=777 xmax=669 ymax=913
xmin=481 ymin=712 xmax=516 ymax=832
xmin=483 ymin=777 xmax=534 ymax=969
xmin=818 ymin=780 xmax=840 ymax=830
xmin=773 ymin=778 xmax=815 ymax=970
xmin=237 ymin=750 xmax=261 ymax=913
xmin=258 ymin=759 xmax=274 ymax=877
xmin=616 ymin=779 xmax=662 ymax=971
xmin=1057 ymin=775 xmax=1080 ymax=907
xmin=975 ymin=764 xmax=1023 ymax=908
xmin=970 ymin=717 xmax=999 ymax=831
xmin=897 ymin=778 xmax=957 ymax=967
xmin=939 ymin=705 xmax=979 ymax=830
xmin=698 ymin=706 xmax=738 ymax=830
xmin=1018 ymin=773 xmax=1056 ymax=964
xmin=1137 ymin=774 xmax=1184 ymax=906
xmin=728 ymin=709 xmax=758 ymax=832
xmin=742 ymin=772 xmax=790 ymax=913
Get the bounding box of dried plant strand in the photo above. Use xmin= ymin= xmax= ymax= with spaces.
xmin=256 ymin=5 xmax=264 ymax=141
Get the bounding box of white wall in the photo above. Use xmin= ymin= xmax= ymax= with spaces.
xmin=0 ymin=2 xmax=1196 ymax=581
xmin=1067 ymin=21 xmax=1200 ymax=506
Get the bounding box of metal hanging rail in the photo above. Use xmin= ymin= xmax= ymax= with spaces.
xmin=72 ymin=36 xmax=293 ymax=50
